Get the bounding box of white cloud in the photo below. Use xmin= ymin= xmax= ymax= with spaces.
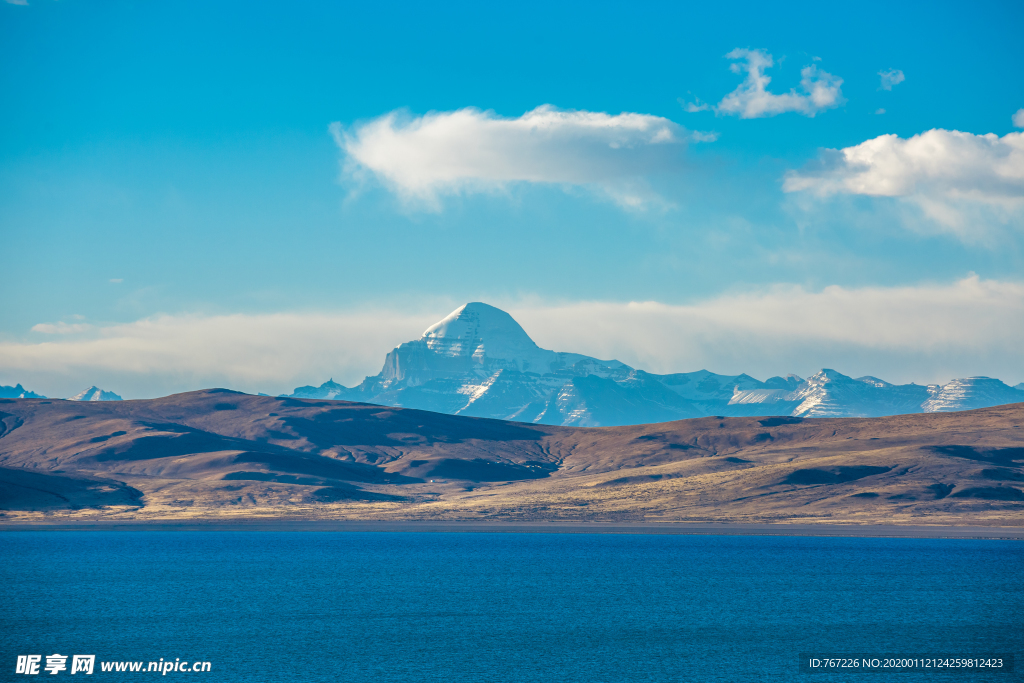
xmin=878 ymin=68 xmax=905 ymax=91
xmin=332 ymin=105 xmax=689 ymax=210
xmin=711 ymin=48 xmax=844 ymax=119
xmin=110 ymin=278 xmax=123 ymax=284
xmin=1013 ymin=108 xmax=1024 ymax=128
xmin=875 ymin=108 xmax=886 ymax=115
xmin=2 ymin=278 xmax=1022 ymax=397
xmin=784 ymin=128 xmax=1024 ymax=240
xmin=4 ymin=0 xmax=29 ymax=5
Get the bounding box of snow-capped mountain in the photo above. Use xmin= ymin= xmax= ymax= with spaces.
xmin=783 ymin=369 xmax=930 ymax=418
xmin=69 ymin=386 xmax=123 ymax=401
xmin=0 ymin=383 xmax=46 ymax=399
xmin=289 ymin=302 xmax=1024 ymax=426
xmin=294 ymin=303 xmax=631 ymax=425
xmin=921 ymin=377 xmax=1024 ymax=413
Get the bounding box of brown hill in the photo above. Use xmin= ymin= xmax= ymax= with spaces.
xmin=1 ymin=390 xmax=1022 ymax=525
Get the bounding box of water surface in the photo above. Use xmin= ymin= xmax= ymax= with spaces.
xmin=2 ymin=532 xmax=1022 ymax=681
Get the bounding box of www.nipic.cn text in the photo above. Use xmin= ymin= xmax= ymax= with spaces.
xmin=15 ymin=655 xmax=212 ymax=675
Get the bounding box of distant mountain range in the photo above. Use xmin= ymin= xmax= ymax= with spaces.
xmin=0 ymin=384 xmax=123 ymax=401
xmin=290 ymin=302 xmax=1024 ymax=427
xmin=0 ymin=383 xmax=46 ymax=399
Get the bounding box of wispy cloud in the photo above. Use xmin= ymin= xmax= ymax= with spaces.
xmin=331 ymin=105 xmax=690 ymax=210
xmin=878 ymin=68 xmax=905 ymax=91
xmin=784 ymin=129 xmax=1024 ymax=241
xmin=3 ymin=278 xmax=1022 ymax=398
xmin=4 ymin=0 xmax=29 ymax=5
xmin=688 ymin=48 xmax=845 ymax=119
xmin=689 ymin=130 xmax=719 ymax=143
xmin=680 ymin=96 xmax=711 ymax=113
xmin=1014 ymin=108 xmax=1024 ymax=128
xmin=31 ymin=322 xmax=93 ymax=335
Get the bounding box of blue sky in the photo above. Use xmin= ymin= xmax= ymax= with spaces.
xmin=2 ymin=0 xmax=1023 ymax=397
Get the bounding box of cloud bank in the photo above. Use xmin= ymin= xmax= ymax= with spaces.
xmin=701 ymin=49 xmax=844 ymax=119
xmin=516 ymin=276 xmax=1024 ymax=384
xmin=784 ymin=129 xmax=1024 ymax=240
xmin=332 ymin=105 xmax=695 ymax=209
xmin=2 ymin=278 xmax=1021 ymax=398
xmin=1 ymin=311 xmax=440 ymax=400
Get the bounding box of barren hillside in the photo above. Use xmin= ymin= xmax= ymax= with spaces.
xmin=1 ymin=390 xmax=1022 ymax=526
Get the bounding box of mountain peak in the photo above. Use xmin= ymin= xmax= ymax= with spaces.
xmin=808 ymin=368 xmax=852 ymax=383
xmin=423 ymin=303 xmax=536 ymax=343
xmin=69 ymin=386 xmax=122 ymax=402
xmin=420 ymin=303 xmax=542 ymax=361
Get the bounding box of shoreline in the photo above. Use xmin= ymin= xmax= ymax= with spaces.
xmin=2 ymin=520 xmax=1023 ymax=539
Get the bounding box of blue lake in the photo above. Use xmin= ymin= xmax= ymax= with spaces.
xmin=2 ymin=532 xmax=1022 ymax=682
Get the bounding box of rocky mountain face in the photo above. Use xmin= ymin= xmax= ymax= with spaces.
xmin=69 ymin=386 xmax=123 ymax=401
xmin=290 ymin=302 xmax=1024 ymax=427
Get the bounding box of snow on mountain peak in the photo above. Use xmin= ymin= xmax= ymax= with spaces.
xmin=69 ymin=386 xmax=122 ymax=401
xmin=808 ymin=368 xmax=848 ymax=383
xmin=421 ymin=303 xmax=540 ymax=358
xmin=412 ymin=302 xmax=579 ymax=377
